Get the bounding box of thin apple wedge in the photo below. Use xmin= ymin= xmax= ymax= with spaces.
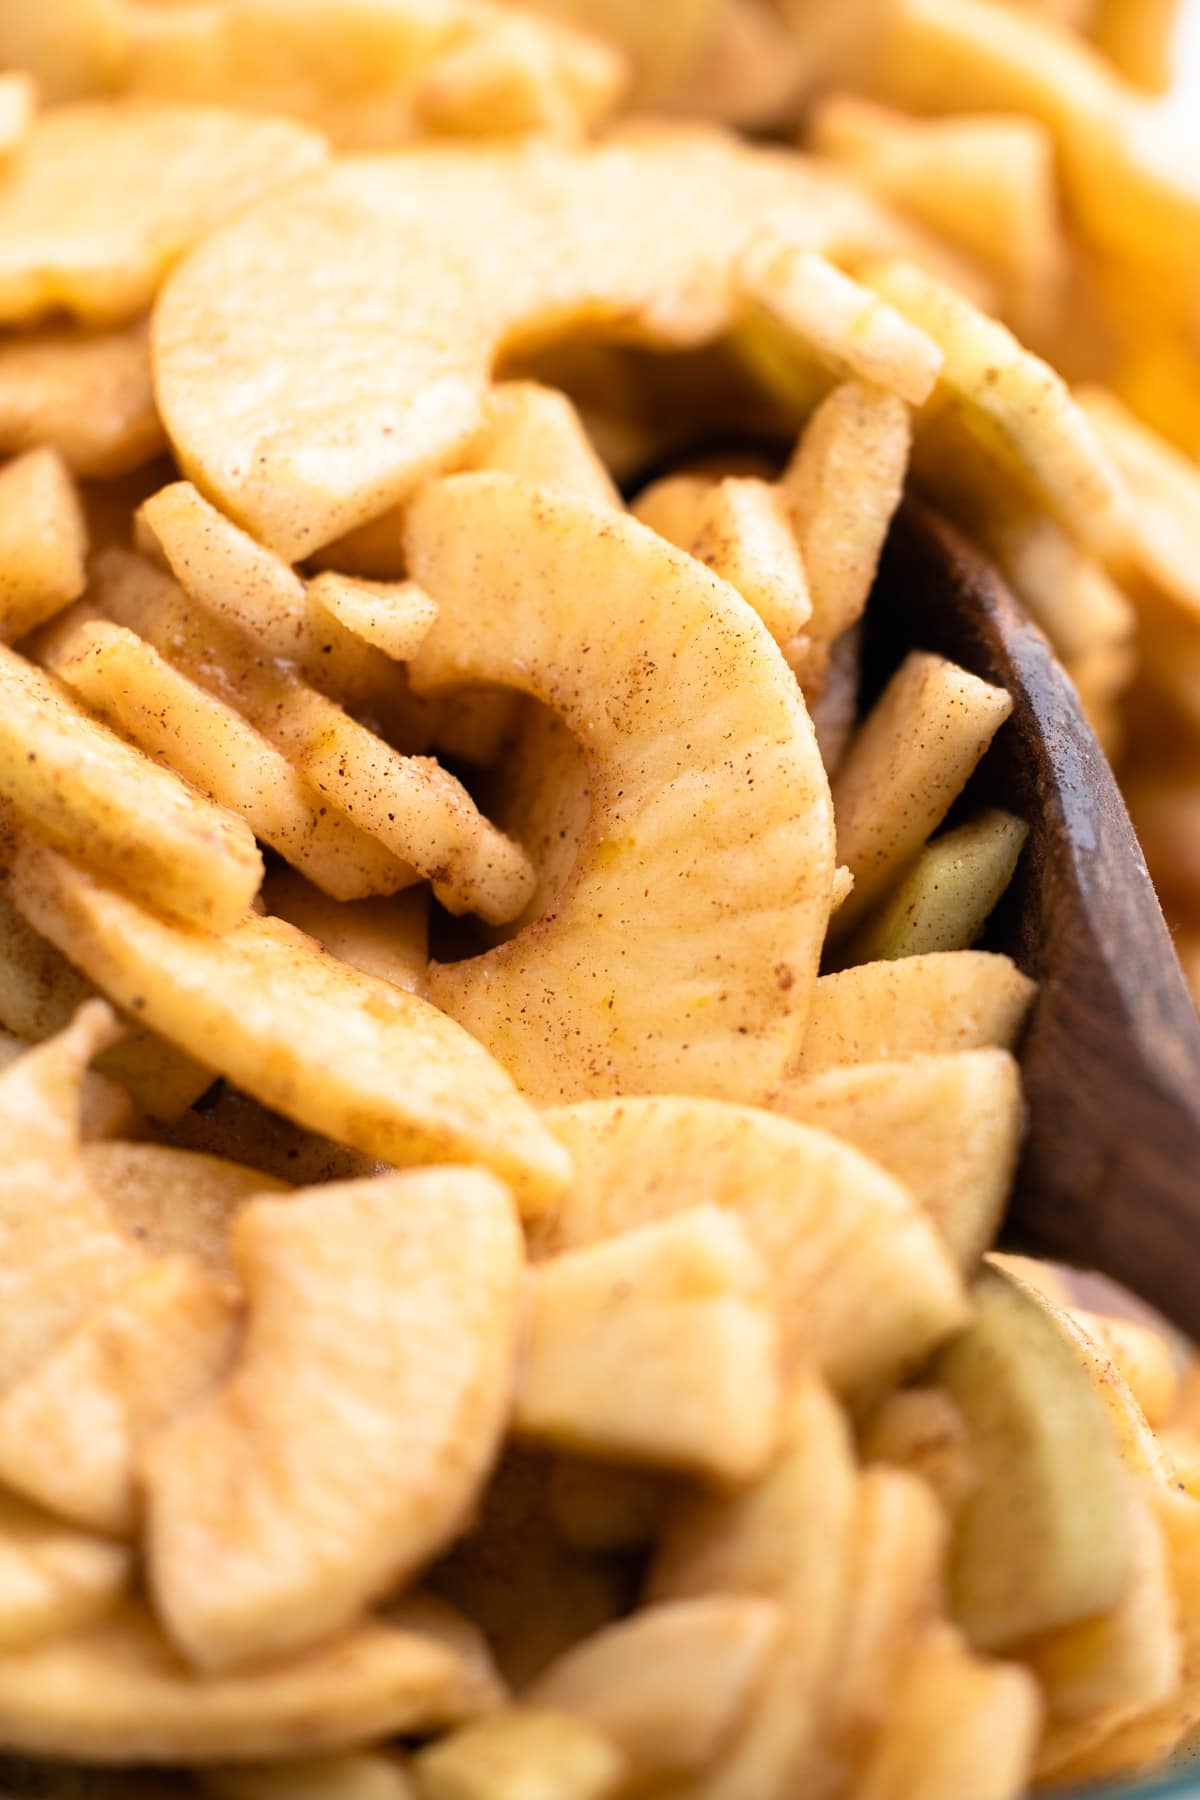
xmin=934 ymin=1263 xmax=1132 ymax=1650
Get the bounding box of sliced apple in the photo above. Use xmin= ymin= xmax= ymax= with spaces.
xmin=464 ymin=381 xmax=620 ymax=508
xmin=935 ymin=1263 xmax=1132 ymax=1650
xmin=127 ymin=0 xmax=624 ymax=144
xmin=795 ymin=952 xmax=1036 ymax=1076
xmin=1045 ymin=1485 xmax=1200 ymax=1784
xmin=0 ymin=1255 xmax=238 ymax=1537
xmin=306 ymin=572 xmax=438 ymax=664
xmin=406 ymin=473 xmax=834 ymax=1103
xmin=809 ymin=98 xmax=1061 ymax=333
xmin=8 ymin=840 xmax=571 ymax=1212
xmin=0 ymin=1001 xmax=141 ymax=1388
xmin=527 ymin=1597 xmax=780 ymax=1780
xmin=0 ymin=69 xmax=35 ymax=155
xmin=146 ymin=1169 xmax=523 ymax=1670
xmin=737 ymin=236 xmax=943 ymax=407
xmin=412 ymin=1710 xmax=626 ymax=1800
xmin=86 ymin=544 xmax=532 ymax=925
xmin=860 ymin=1387 xmax=977 ymax=1523
xmin=1069 ymin=1309 xmax=1179 ymax=1428
xmin=826 ymin=651 xmax=1013 ymax=941
xmin=538 ymin=1095 xmax=966 ymax=1393
xmin=84 ymin=1142 xmax=287 ymax=1279
xmin=843 ymin=809 xmax=1028 ymax=964
xmin=633 ymin=471 xmax=811 ymax=644
xmin=776 ymin=380 xmax=911 ymax=681
xmin=513 ymin=1207 xmax=779 ymax=1484
xmin=797 ymin=1467 xmax=947 ymax=1799
xmin=45 ymin=617 xmax=418 ymax=904
xmin=1029 ymin=1478 xmax=1181 ymax=1780
xmin=0 ymin=1489 xmax=129 ymax=1652
xmin=261 ymin=870 xmax=429 ymax=996
xmin=771 ymin=1050 xmax=1022 ymax=1269
xmin=850 ymin=1624 xmax=1041 ymax=1800
xmin=0 ymin=888 xmax=212 ymax=1121
xmin=860 ymin=252 xmax=1127 ymax=556
xmin=0 ymin=101 xmax=327 ymax=327
xmin=0 ymin=641 xmax=262 ymax=932
xmin=648 ymin=1376 xmax=858 ymax=1800
xmin=152 ymin=129 xmax=934 ymax=557
xmin=0 ymin=447 xmax=87 ymax=642
xmin=0 ymin=318 xmax=165 ymax=479
xmin=138 ymin=480 xmax=398 ymax=713
xmin=0 ymin=1028 xmax=138 ymax=1143
xmin=0 ymin=1594 xmax=502 ymax=1763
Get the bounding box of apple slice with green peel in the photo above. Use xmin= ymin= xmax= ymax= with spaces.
xmin=842 ymin=808 xmax=1029 ymax=965
xmin=935 ymin=1262 xmax=1132 ymax=1651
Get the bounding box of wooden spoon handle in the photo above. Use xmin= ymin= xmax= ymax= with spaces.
xmin=872 ymin=506 xmax=1200 ymax=1337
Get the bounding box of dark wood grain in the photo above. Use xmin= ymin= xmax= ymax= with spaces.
xmin=869 ymin=504 xmax=1200 ymax=1337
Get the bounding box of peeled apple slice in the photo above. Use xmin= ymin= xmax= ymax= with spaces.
xmin=527 ymin=1597 xmax=781 ymax=1781
xmin=0 ymin=101 xmax=328 ymax=327
xmin=83 ymin=1142 xmax=287 ymax=1278
xmin=648 ymin=1375 xmax=859 ymax=1800
xmin=0 ymin=1594 xmax=501 ymax=1763
xmin=0 ymin=1002 xmax=140 ymax=1388
xmin=406 ymin=474 xmax=834 ymax=1104
xmin=152 ymin=129 xmax=937 ymax=557
xmin=0 ymin=1255 xmax=238 ymax=1538
xmin=537 ymin=1095 xmax=967 ymax=1392
xmin=772 ymin=1049 xmax=1022 ymax=1270
xmin=126 ymin=0 xmax=625 ymax=145
xmin=145 ymin=1169 xmax=523 ymax=1670
xmin=7 ymin=840 xmax=570 ymax=1212
xmin=0 ymin=1488 xmax=130 ymax=1652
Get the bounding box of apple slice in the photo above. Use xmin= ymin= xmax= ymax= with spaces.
xmin=935 ymin=1263 xmax=1132 ymax=1650
xmin=406 ymin=475 xmax=835 ymax=1105
xmin=539 ymin=1095 xmax=966 ymax=1393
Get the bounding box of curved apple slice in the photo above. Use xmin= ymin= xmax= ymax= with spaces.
xmin=536 ymin=1094 xmax=966 ymax=1392
xmin=0 ymin=101 xmax=327 ymax=327
xmin=127 ymin=0 xmax=624 ymax=144
xmin=405 ymin=474 xmax=834 ymax=1105
xmin=772 ymin=1049 xmax=1022 ymax=1270
xmin=0 ymin=1001 xmax=141 ymax=1389
xmin=527 ymin=1597 xmax=781 ymax=1781
xmin=145 ymin=1168 xmax=523 ymax=1670
xmin=648 ymin=1375 xmax=859 ymax=1800
xmin=0 ymin=1255 xmax=238 ymax=1538
xmin=8 ymin=841 xmax=570 ymax=1212
xmin=0 ymin=1489 xmax=129 ymax=1652
xmin=153 ymin=131 xmax=935 ymax=557
xmin=83 ymin=1142 xmax=288 ymax=1278
xmin=0 ymin=1594 xmax=501 ymax=1763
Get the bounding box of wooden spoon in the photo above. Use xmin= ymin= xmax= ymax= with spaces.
xmin=867 ymin=504 xmax=1200 ymax=1339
